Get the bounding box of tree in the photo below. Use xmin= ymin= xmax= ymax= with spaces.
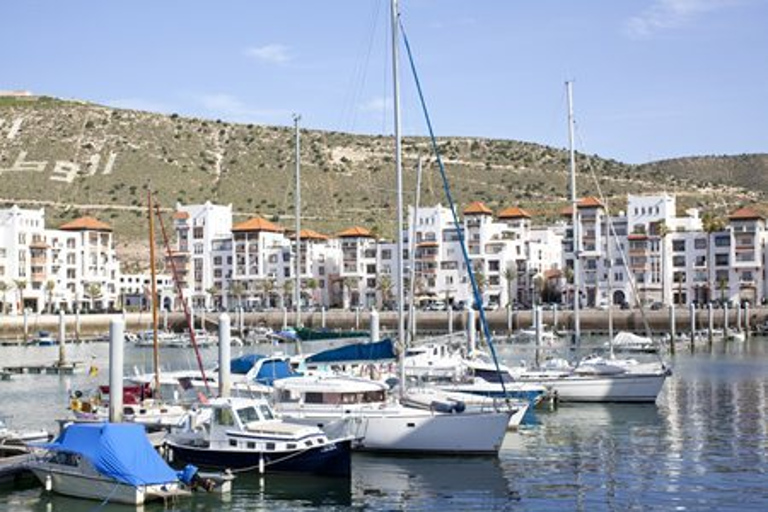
xmin=0 ymin=281 xmax=10 ymax=314
xmin=376 ymin=274 xmax=393 ymax=309
xmin=305 ymin=278 xmax=319 ymax=307
xmin=206 ymin=285 xmax=220 ymax=310
xmin=13 ymin=279 xmax=26 ymax=314
xmin=262 ymin=277 xmax=276 ymax=308
xmin=45 ymin=280 xmax=56 ymax=313
xmin=532 ymin=273 xmax=546 ymax=306
xmin=281 ymin=280 xmax=293 ymax=309
xmin=563 ymin=267 xmax=575 ymax=307
xmin=702 ymin=212 xmax=726 ymax=304
xmin=229 ymin=281 xmax=246 ymax=309
xmin=501 ymin=262 xmax=518 ymax=307
xmin=341 ymin=276 xmax=359 ymax=309
xmin=83 ymin=282 xmax=102 ymax=312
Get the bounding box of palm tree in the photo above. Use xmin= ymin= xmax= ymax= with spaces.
xmin=376 ymin=274 xmax=393 ymax=309
xmin=341 ymin=276 xmax=358 ymax=310
xmin=13 ymin=279 xmax=26 ymax=314
xmin=501 ymin=262 xmax=518 ymax=307
xmin=45 ymin=280 xmax=56 ymax=313
xmin=206 ymin=285 xmax=220 ymax=311
xmin=305 ymin=278 xmax=319 ymax=308
xmin=262 ymin=277 xmax=276 ymax=308
xmin=281 ymin=280 xmax=293 ymax=309
xmin=0 ymin=281 xmax=10 ymax=314
xmin=655 ymin=220 xmax=670 ymax=305
xmin=563 ymin=267 xmax=575 ymax=307
xmin=473 ymin=270 xmax=487 ymax=308
xmin=702 ymin=212 xmax=726 ymax=304
xmin=532 ymin=273 xmax=546 ymax=307
xmin=229 ymin=280 xmax=246 ymax=310
xmin=83 ymin=282 xmax=102 ymax=312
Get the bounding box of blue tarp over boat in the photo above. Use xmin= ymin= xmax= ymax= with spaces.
xmin=230 ymin=354 xmax=265 ymax=375
xmin=42 ymin=423 xmax=179 ymax=486
xmin=305 ymin=339 xmax=396 ymax=364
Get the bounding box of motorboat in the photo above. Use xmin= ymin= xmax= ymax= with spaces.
xmin=69 ymin=384 xmax=188 ymax=429
xmin=607 ymin=331 xmax=659 ymax=353
xmin=272 ymin=375 xmax=512 ymax=454
xmin=165 ymin=397 xmax=352 ymax=477
xmin=28 ymin=423 xmax=192 ymax=505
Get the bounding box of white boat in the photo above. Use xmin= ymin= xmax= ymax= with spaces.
xmin=401 ymin=387 xmax=529 ymax=429
xmin=510 ymin=327 xmax=561 ymax=346
xmin=28 ymin=423 xmax=190 ymax=505
xmin=166 ymin=397 xmax=352 ymax=477
xmin=607 ymin=331 xmax=659 ymax=353
xmin=69 ymin=384 xmax=189 ymax=428
xmin=272 ymin=375 xmax=511 ymax=454
xmin=510 ymin=357 xmax=670 ymax=403
xmin=403 ymin=342 xmax=466 ymax=380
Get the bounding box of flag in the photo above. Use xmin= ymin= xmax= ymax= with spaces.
xmin=88 ymin=365 xmax=99 ymax=377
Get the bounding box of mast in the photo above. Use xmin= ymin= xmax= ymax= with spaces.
xmin=566 ymin=80 xmax=581 ymax=355
xmin=293 ymin=113 xmax=302 ymax=328
xmin=147 ymin=189 xmax=160 ymax=393
xmin=391 ymin=0 xmax=406 ymax=393
xmin=408 ymin=157 xmax=423 ymax=343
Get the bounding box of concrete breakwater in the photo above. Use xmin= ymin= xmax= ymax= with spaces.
xmin=1 ymin=306 xmax=766 ymax=341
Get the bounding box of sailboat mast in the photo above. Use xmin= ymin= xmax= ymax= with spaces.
xmin=391 ymin=0 xmax=406 ymax=392
xmin=147 ymin=189 xmax=160 ymax=393
xmin=566 ymin=80 xmax=581 ymax=353
xmin=293 ymin=113 xmax=302 ymax=328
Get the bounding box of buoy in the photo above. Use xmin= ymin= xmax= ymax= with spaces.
xmin=45 ymin=474 xmax=52 ymax=492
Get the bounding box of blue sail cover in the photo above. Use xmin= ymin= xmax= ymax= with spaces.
xmin=253 ymin=359 xmax=296 ymax=385
xmin=305 ymin=339 xmax=396 ymax=364
xmin=43 ymin=423 xmax=178 ymax=486
xmin=230 ymin=354 xmax=265 ymax=375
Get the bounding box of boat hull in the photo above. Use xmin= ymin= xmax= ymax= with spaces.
xmin=29 ymin=466 xmax=181 ymax=505
xmin=521 ymin=372 xmax=668 ymax=403
xmin=166 ymin=438 xmax=352 ymax=477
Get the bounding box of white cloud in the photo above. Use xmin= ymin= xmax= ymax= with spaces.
xmin=244 ymin=44 xmax=292 ymax=64
xmin=625 ymin=0 xmax=742 ymax=38
xmin=194 ymin=93 xmax=288 ymax=122
xmin=359 ymin=96 xmax=393 ymax=114
xmin=105 ymin=97 xmax=174 ymax=114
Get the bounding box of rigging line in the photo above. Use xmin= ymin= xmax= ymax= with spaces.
xmin=398 ymin=19 xmax=508 ymax=402
xmin=336 ymin=0 xmax=382 ymax=131
xmin=574 ymin=124 xmax=663 ymax=357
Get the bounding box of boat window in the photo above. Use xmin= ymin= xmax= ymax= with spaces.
xmin=305 ymin=440 xmax=313 ymax=447
xmin=287 ymin=443 xmax=296 ymax=450
xmin=259 ymin=404 xmax=275 ymax=420
xmin=229 ymin=440 xmax=237 ymax=447
xmin=247 ymin=442 xmax=255 ymax=449
xmin=340 ymin=393 xmax=362 ymax=404
xmin=305 ymin=392 xmax=324 ymax=404
xmin=214 ymin=407 xmax=235 ymax=426
xmin=266 ymin=442 xmax=275 ymax=451
xmin=236 ymin=406 xmax=260 ymax=423
xmin=363 ymin=391 xmax=385 ymax=403
xmin=50 ymin=452 xmax=79 ymax=466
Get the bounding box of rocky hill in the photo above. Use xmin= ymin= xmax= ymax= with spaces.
xmin=0 ymin=96 xmax=764 ymax=269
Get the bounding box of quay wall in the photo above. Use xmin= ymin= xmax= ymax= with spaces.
xmin=1 ymin=307 xmax=767 ymax=341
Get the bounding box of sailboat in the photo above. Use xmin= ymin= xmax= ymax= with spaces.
xmin=272 ymin=0 xmax=512 ymax=453
xmin=510 ymin=82 xmax=670 ymax=403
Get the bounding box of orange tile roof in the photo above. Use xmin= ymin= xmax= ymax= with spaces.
xmin=173 ymin=211 xmax=190 ymax=220
xmin=729 ymin=206 xmax=764 ymax=221
xmin=299 ymin=229 xmax=329 ymax=241
xmin=59 ymin=216 xmax=112 ymax=232
xmin=627 ymin=234 xmax=648 ymax=240
xmin=560 ymin=197 xmax=606 ymax=216
xmin=498 ymin=206 xmax=531 ymax=219
xmin=337 ymin=226 xmax=373 ymax=238
xmin=232 ymin=216 xmax=283 ymax=233
xmin=463 ymin=201 xmax=493 ymax=215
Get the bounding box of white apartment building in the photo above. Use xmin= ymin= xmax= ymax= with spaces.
xmin=171 ymin=202 xmax=233 ymax=310
xmin=119 ymin=273 xmax=175 ymax=311
xmin=335 ymin=227 xmax=378 ymax=309
xmin=0 ymin=206 xmax=119 ymax=313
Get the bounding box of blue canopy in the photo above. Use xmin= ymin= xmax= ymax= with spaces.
xmin=253 ymin=359 xmax=296 ymax=385
xmin=230 ymin=353 xmax=266 ymax=375
xmin=305 ymin=338 xmax=396 ymax=364
xmin=43 ymin=423 xmax=179 ymax=486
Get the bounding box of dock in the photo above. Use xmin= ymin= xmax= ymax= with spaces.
xmin=2 ymin=361 xmax=84 ymax=376
xmin=0 ymin=453 xmax=33 ymax=485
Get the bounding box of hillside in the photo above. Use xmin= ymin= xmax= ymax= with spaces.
xmin=0 ymin=96 xmax=764 ymax=269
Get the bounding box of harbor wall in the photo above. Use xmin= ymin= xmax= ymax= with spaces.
xmin=1 ymin=307 xmax=766 ymax=341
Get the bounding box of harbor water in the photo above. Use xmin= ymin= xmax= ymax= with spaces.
xmin=1 ymin=338 xmax=767 ymax=511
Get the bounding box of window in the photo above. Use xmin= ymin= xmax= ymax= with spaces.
xmin=715 ymin=254 xmax=729 ymax=266
xmin=672 ymin=240 xmax=686 ymax=252
xmin=714 ymin=236 xmax=730 ymax=247
xmin=694 ymin=238 xmax=706 ymax=249
xmin=672 ymin=256 xmax=686 ymax=267
xmin=193 ymin=227 xmax=204 ymax=239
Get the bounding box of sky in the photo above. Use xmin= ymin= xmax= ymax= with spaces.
xmin=1 ymin=0 xmax=766 ymax=164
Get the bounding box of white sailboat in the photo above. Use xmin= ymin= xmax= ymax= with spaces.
xmin=273 ymin=0 xmax=511 ymax=453
xmin=512 ymin=82 xmax=670 ymax=403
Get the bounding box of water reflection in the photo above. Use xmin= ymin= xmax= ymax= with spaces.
xmin=352 ymin=453 xmax=517 ymax=510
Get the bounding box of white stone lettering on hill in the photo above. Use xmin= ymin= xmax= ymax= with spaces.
xmin=50 ymin=161 xmax=80 ymax=183
xmin=0 ymin=151 xmax=46 ymax=174
xmin=7 ymin=117 xmax=23 ymax=139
